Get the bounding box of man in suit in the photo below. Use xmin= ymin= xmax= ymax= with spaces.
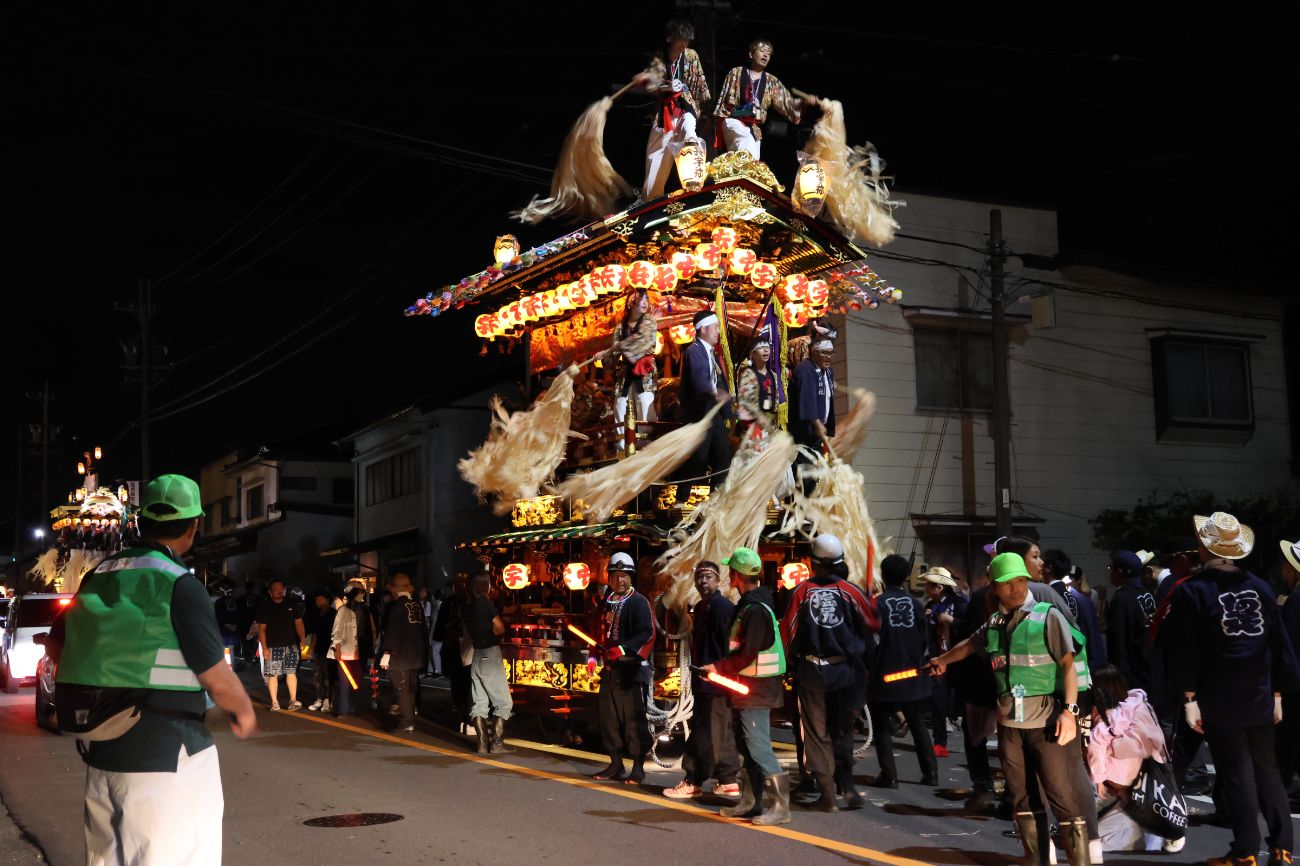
xmin=677 ymin=309 xmax=733 ymax=488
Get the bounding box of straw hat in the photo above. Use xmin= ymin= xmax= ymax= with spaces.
xmin=1193 ymin=512 xmax=1255 ymax=560
xmin=1280 ymin=539 xmax=1300 ymax=573
xmin=921 ymin=566 xmax=957 ymax=588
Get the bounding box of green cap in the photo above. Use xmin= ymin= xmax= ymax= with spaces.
xmin=140 ymin=474 xmax=205 ymax=521
xmin=722 ymin=547 xmax=762 ymax=577
xmin=989 ymin=552 xmax=1030 ymax=583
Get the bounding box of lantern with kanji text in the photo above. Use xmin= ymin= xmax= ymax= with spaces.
xmin=670 ymin=251 xmax=698 ymax=281
xmin=653 ymin=263 xmax=679 ymax=292
xmin=502 ymin=563 xmax=530 ymax=590
xmin=783 ymin=302 xmax=809 ymax=327
xmin=627 ymin=260 xmax=656 ymax=289
xmin=728 ymin=248 xmax=757 ymax=276
xmin=749 ymin=262 xmax=778 ymax=290
xmin=694 ymin=243 xmax=722 ymax=272
xmin=711 ymin=226 xmax=738 ymax=253
xmin=780 ymin=273 xmax=809 ymax=304
xmin=779 ymin=561 xmax=811 ymax=590
xmin=563 ymin=562 xmax=592 ymax=591
xmin=669 ymin=323 xmax=695 ymax=344
xmin=474 ymin=314 xmax=498 ymax=340
xmin=805 ymin=279 xmax=829 ymax=310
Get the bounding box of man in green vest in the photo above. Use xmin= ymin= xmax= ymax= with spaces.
xmin=49 ymin=474 xmax=256 ymax=866
xmin=928 ymin=552 xmax=1089 ymax=866
xmin=703 ymin=546 xmax=790 ymax=825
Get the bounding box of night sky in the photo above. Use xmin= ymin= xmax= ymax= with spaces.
xmin=2 ymin=3 xmax=1294 ymax=553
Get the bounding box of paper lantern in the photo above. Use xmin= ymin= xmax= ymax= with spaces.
xmin=576 ymin=274 xmax=598 ymax=304
xmin=627 ymin=260 xmax=656 ymax=289
xmin=780 ymin=562 xmax=811 ymax=590
xmin=474 ymin=314 xmax=498 ymax=339
xmin=669 ymin=323 xmax=695 ymax=344
xmin=493 ymin=234 xmax=520 ymax=265
xmin=594 ymin=264 xmax=626 ymax=295
xmin=502 ymin=563 xmax=530 ymax=590
xmin=805 ymin=279 xmax=829 ymax=309
xmin=694 ymin=242 xmax=722 ymax=272
xmin=519 ymin=295 xmax=541 ymax=323
xmin=749 ymin=262 xmax=778 ymax=290
xmin=497 ymin=300 xmax=518 ymax=330
xmin=674 ymin=143 xmax=707 ymax=192
xmin=780 ymin=273 xmax=809 ymax=304
xmin=563 ymin=562 xmax=592 ymax=591
xmin=554 ymin=283 xmax=575 ymax=311
xmin=654 ymin=331 xmax=664 ymax=355
xmin=711 ymin=227 xmax=738 ymax=254
xmin=670 ymin=251 xmax=698 ymax=281
xmin=728 ymin=248 xmax=757 ymax=276
xmin=794 ymin=162 xmax=828 ymax=216
xmin=653 ymin=263 xmax=679 ymax=292
xmin=783 ymin=302 xmax=809 ymax=327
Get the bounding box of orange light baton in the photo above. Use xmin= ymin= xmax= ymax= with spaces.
xmin=567 ymin=624 xmax=598 ymax=646
xmin=690 ymin=665 xmax=749 ymax=696
xmin=339 ymin=660 xmax=359 ymax=691
xmin=883 ymin=668 xmax=924 ymax=683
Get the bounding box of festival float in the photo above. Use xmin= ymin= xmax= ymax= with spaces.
xmin=407 ymin=90 xmax=899 ymax=748
xmin=33 ymin=448 xmax=138 ymax=594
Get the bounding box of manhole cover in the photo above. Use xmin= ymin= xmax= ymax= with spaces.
xmin=304 ymin=813 xmax=405 ymax=828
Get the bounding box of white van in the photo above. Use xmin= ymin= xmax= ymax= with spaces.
xmin=1 ymin=593 xmax=72 ymax=692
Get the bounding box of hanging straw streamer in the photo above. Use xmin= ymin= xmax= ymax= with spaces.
xmin=555 ymin=403 xmax=723 ymax=524
xmin=512 ymin=81 xmax=642 ymax=225
xmin=775 ymin=298 xmax=790 ymax=430
xmin=713 ymin=285 xmax=736 ymax=395
xmin=828 ymin=388 xmax=877 ymax=465
xmin=458 ymin=365 xmax=582 ymax=515
xmin=793 ymin=92 xmax=902 ymax=248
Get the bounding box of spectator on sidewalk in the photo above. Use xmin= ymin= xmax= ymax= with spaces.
xmin=330 ymin=593 xmax=359 ymax=717
xmin=465 ymin=573 xmax=514 ymax=754
xmin=378 ymin=573 xmax=426 ymax=733
xmin=434 ymin=575 xmax=473 ymax=732
xmin=257 ymin=578 xmax=307 ymax=711
xmin=308 ymin=590 xmax=337 ymax=713
xmin=1106 ymin=550 xmax=1156 ymax=691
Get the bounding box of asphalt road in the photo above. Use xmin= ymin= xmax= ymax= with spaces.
xmin=0 ymin=670 xmax=1257 ymax=866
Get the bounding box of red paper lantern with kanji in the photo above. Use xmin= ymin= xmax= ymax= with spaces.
xmin=669 ymin=323 xmax=695 ymax=344
xmin=627 ymin=260 xmax=656 ymax=289
xmin=670 ymin=251 xmax=698 ymax=281
xmin=563 ymin=562 xmax=592 ymax=591
xmin=502 ymin=563 xmax=530 ymax=590
xmin=805 ymin=279 xmax=829 ymax=309
xmin=653 ymin=263 xmax=679 ymax=292
xmin=711 ymin=226 xmax=739 ymax=253
xmin=728 ymin=248 xmax=757 ymax=275
xmin=694 ymin=243 xmax=721 ymax=272
xmin=474 ymin=313 xmax=498 ymax=339
xmin=779 ymin=562 xmax=811 ymax=590
xmin=519 ymin=294 xmax=541 ymax=322
xmin=781 ymin=273 xmax=809 ymax=304
xmin=595 ymin=264 xmax=626 ymax=294
xmin=577 ymin=274 xmax=598 ymax=304
xmin=749 ymin=262 xmax=779 ymax=290
xmin=783 ymin=302 xmax=809 ymax=327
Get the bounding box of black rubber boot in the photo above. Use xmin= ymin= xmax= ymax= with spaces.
xmin=471 ymin=717 xmax=491 ymax=755
xmin=490 ymin=716 xmax=515 ymax=754
xmin=1060 ymin=818 xmax=1088 ymax=866
xmin=720 ymin=769 xmax=759 ymax=818
xmin=1014 ymin=811 xmax=1048 ymax=866
xmin=752 ymin=773 xmax=792 ymax=826
xmin=804 ymin=772 xmax=838 ymax=812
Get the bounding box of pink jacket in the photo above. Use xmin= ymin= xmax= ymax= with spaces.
xmin=1088 ymin=689 xmax=1166 ymax=787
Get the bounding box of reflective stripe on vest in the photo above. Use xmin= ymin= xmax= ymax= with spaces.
xmin=987 ymin=601 xmax=1090 ymax=697
xmin=57 ymin=549 xmax=203 ymax=693
xmin=727 ymin=602 xmax=786 ymax=678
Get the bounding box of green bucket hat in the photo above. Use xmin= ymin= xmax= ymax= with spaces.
xmin=989 ymin=552 xmax=1030 ymax=583
xmin=722 ymin=546 xmax=762 ymax=577
xmin=140 ymin=474 xmax=205 ymax=521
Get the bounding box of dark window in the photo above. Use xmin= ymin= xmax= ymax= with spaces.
xmin=16 ymin=598 xmax=68 ymax=627
xmin=246 ymin=486 xmax=265 ymax=520
xmin=365 ymin=448 xmax=422 ymax=506
xmin=913 ymin=327 xmax=994 ymax=412
xmin=333 ymin=477 xmax=355 ymax=505
xmin=280 ymin=476 xmax=318 ymax=492
xmin=220 ymin=497 xmax=233 ymax=527
xmin=1151 ymin=336 xmax=1253 ymax=441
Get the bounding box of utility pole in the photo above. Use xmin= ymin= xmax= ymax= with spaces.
xmin=12 ymin=424 xmax=22 ymax=567
xmin=989 ymin=210 xmax=1013 ymax=537
xmin=140 ymin=278 xmax=152 ymax=480
xmin=40 ymin=380 xmax=49 ymax=536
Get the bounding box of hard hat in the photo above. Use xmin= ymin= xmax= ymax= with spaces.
xmin=608 ymin=552 xmax=636 ymax=572
xmin=811 ymin=534 xmax=844 ymax=565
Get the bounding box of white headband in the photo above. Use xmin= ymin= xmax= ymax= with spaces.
xmin=695 ymin=314 xmax=718 ymax=330
xmin=812 ymin=339 xmax=833 ymax=350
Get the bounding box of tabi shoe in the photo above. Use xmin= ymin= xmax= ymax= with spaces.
xmin=752 ymin=773 xmax=792 ymax=826
xmin=1206 ymin=855 xmax=1258 ymax=866
xmin=490 ymin=717 xmax=515 ymax=754
xmin=792 ymin=774 xmax=820 ymax=803
xmin=663 ymin=780 xmax=701 ymax=799
xmin=1268 ymin=851 xmax=1294 ymax=866
xmin=1058 ymin=818 xmax=1088 ymax=866
xmin=720 ymin=771 xmax=760 ymax=818
xmin=624 ymin=758 xmax=646 ymax=785
xmin=591 ymin=757 xmax=625 ymax=782
xmin=871 ymin=772 xmax=899 ymax=789
xmin=1013 ymin=810 xmax=1050 ymax=866
xmin=471 ymin=717 xmax=491 ymax=755
xmin=803 ymin=772 xmax=838 ymax=812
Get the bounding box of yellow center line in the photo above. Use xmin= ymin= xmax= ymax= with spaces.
xmin=266 ymin=705 xmax=933 ymax=866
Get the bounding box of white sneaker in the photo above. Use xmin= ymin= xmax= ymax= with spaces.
xmin=321 ymin=700 xmax=331 ymax=713
xmin=1161 ymin=837 xmax=1184 ymax=854
xmin=307 ymin=700 xmax=323 ymax=711
xmin=1089 ymin=839 xmax=1103 ymax=864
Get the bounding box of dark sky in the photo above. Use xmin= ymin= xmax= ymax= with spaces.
xmin=2 ymin=3 xmax=1294 ymax=552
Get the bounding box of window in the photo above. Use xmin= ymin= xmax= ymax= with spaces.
xmin=1151 ymin=334 xmax=1254 ymax=441
xmin=913 ymin=327 xmax=994 ymax=412
xmin=246 ymin=485 xmax=265 ymax=521
xmin=333 ymin=477 xmax=355 ymax=505
xmin=365 ymin=448 xmax=422 ymax=506
xmin=280 ymin=476 xmax=318 ymax=492
xmin=220 ymin=497 xmax=233 ymax=527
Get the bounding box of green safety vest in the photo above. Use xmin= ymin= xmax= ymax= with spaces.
xmin=728 ymin=602 xmax=786 ymax=678
xmin=986 ymin=601 xmax=1091 ymax=698
xmin=57 ymin=549 xmax=202 ymax=692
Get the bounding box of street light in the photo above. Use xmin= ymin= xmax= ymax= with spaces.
xmin=33 ymin=529 xmax=45 ymax=540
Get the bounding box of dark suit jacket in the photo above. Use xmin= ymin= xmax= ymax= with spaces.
xmin=679 ymin=339 xmax=732 ymax=422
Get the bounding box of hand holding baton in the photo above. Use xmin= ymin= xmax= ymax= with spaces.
xmin=690 ymin=665 xmax=750 ymax=696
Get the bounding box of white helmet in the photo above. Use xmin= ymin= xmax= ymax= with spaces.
xmin=811 ymin=533 xmax=844 ymax=565
xmin=608 ymin=552 xmax=636 ymax=573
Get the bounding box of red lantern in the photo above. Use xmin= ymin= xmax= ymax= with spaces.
xmin=670 ymin=251 xmax=698 ymax=281
xmin=781 ymin=273 xmax=809 ymax=304
xmin=627 ymin=260 xmax=656 ymax=289
xmin=474 ymin=314 xmax=498 ymax=339
xmin=502 ymin=563 xmax=530 ymax=590
xmin=563 ymin=562 xmax=592 ymax=591
xmin=783 ymin=302 xmax=809 ymax=327
xmin=806 ymin=279 xmax=829 ymax=309
xmin=749 ymin=262 xmax=778 ymax=290
xmin=669 ymin=323 xmax=695 ymax=344
xmin=728 ymin=248 xmax=757 ymax=276
xmin=577 ymin=274 xmax=598 ymax=304
xmin=711 ymin=226 xmax=739 ymax=254
xmin=519 ymin=295 xmax=541 ymax=322
xmin=779 ymin=562 xmax=811 ymax=590
xmin=653 ymin=263 xmax=679 ymax=292
xmin=595 ymin=264 xmax=626 ymax=294
xmin=694 ymin=243 xmax=721 ymax=272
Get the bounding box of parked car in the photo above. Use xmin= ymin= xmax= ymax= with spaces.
xmin=0 ymin=593 xmax=72 ymax=693
xmin=34 ymin=637 xmax=57 ymax=732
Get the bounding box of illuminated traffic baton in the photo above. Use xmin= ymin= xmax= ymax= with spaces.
xmin=339 ymin=660 xmax=359 ymax=691
xmin=567 ymin=624 xmax=598 ymax=646
xmin=690 ymin=665 xmax=750 ymax=696
xmin=882 ymin=667 xmax=931 ymax=683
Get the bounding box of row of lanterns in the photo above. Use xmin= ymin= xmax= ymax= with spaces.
xmin=671 ymin=144 xmax=829 ymax=220
xmin=501 ymin=562 xmax=593 ymax=592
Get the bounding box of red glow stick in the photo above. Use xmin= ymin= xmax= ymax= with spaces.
xmin=567 ymin=624 xmax=598 ymax=646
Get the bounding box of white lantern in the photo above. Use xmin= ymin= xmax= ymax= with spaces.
xmin=674 ymin=143 xmax=707 ymax=193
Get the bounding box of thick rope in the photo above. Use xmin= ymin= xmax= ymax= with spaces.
xmin=645 ymin=595 xmax=694 ymax=768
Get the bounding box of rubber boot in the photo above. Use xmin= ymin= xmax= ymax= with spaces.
xmin=720 ymin=769 xmax=759 ymax=818
xmin=471 ymin=717 xmax=491 ymax=755
xmin=1059 ymin=818 xmax=1088 ymax=866
xmin=1014 ymin=811 xmax=1049 ymax=866
xmin=490 ymin=716 xmax=515 ymax=754
xmin=804 ymin=771 xmax=838 ymax=812
xmin=752 ymin=773 xmax=792 ymax=826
